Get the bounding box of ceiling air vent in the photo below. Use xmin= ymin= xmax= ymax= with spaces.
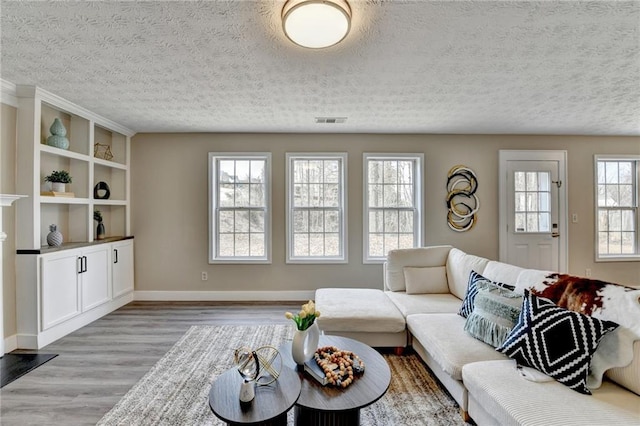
xmin=315 ymin=117 xmax=347 ymax=124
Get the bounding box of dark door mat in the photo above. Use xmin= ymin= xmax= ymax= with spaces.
xmin=1 ymin=353 xmax=58 ymax=388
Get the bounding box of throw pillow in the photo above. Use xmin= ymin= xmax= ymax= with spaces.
xmin=528 ymin=273 xmax=640 ymax=390
xmin=497 ymin=290 xmax=619 ymax=395
xmin=403 ymin=266 xmax=449 ymax=294
xmin=458 ymin=270 xmax=515 ymax=318
xmin=464 ymin=284 xmax=523 ymax=348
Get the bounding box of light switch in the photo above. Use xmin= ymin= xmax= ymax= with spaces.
xmin=572 ymin=213 xmax=578 ymax=223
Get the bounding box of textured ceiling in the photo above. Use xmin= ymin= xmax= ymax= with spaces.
xmin=1 ymin=0 xmax=639 ymax=135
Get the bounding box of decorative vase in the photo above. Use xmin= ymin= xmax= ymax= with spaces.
xmin=51 ymin=182 xmax=66 ymax=192
xmin=93 ymin=181 xmax=111 ymax=199
xmin=291 ymin=322 xmax=320 ymax=365
xmin=96 ymin=222 xmax=105 ymax=240
xmin=46 ymin=118 xmax=70 ymax=150
xmin=46 ymin=224 xmax=63 ymax=247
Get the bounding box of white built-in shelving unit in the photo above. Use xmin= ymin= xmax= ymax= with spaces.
xmin=14 ymin=86 xmax=136 ymax=349
xmin=15 ymin=86 xmax=133 ymax=249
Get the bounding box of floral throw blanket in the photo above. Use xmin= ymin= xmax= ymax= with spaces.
xmin=529 ymin=273 xmax=640 ymax=389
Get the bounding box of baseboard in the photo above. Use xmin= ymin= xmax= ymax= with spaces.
xmin=134 ymin=290 xmax=315 ymax=302
xmin=4 ymin=334 xmax=18 ymax=353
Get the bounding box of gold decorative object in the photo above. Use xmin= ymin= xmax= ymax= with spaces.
xmin=94 ymin=143 xmax=113 ymax=161
xmin=446 ymin=165 xmax=479 ymax=232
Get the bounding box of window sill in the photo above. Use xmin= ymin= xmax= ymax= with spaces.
xmin=595 ymin=255 xmax=640 ymax=263
xmin=209 ymin=259 xmax=272 ymax=265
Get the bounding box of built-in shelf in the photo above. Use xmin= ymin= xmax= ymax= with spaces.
xmin=15 ymin=85 xmax=134 ymax=249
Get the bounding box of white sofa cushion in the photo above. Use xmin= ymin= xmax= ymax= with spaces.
xmin=446 ymin=248 xmax=490 ymax=299
xmin=463 ymin=360 xmax=640 ymax=426
xmin=403 ymin=266 xmax=449 ymax=294
xmin=386 ymin=292 xmax=462 ymax=317
xmin=315 ymin=288 xmax=405 ymax=333
xmin=407 ymin=313 xmax=507 ymax=381
xmin=482 ymin=260 xmax=525 ymax=287
xmin=385 ymin=245 xmax=452 ymax=292
xmin=514 ymin=269 xmax=554 ymax=294
xmin=606 ymin=340 xmax=640 ymax=395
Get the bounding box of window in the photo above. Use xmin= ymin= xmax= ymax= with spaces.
xmin=209 ymin=153 xmax=271 ymax=263
xmin=286 ymin=153 xmax=347 ymax=263
xmin=364 ymin=153 xmax=423 ymax=263
xmin=595 ymin=156 xmax=640 ymax=261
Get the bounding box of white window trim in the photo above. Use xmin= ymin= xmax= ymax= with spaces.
xmin=286 ymin=153 xmax=348 ymax=264
xmin=594 ymin=154 xmax=640 ymax=262
xmin=362 ymin=153 xmax=424 ymax=264
xmin=208 ymin=152 xmax=272 ymax=264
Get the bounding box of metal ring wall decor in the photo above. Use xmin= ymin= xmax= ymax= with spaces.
xmin=446 ymin=165 xmax=479 ymax=232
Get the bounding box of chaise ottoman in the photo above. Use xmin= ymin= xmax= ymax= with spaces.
xmin=315 ymin=288 xmax=407 ymax=349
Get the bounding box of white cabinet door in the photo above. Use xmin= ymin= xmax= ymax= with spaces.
xmin=81 ymin=245 xmax=111 ymax=311
xmin=112 ymin=240 xmax=134 ymax=298
xmin=41 ymin=250 xmax=81 ymax=330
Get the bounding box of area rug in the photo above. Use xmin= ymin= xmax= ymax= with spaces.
xmin=0 ymin=353 xmax=58 ymax=388
xmin=97 ymin=325 xmax=464 ymax=425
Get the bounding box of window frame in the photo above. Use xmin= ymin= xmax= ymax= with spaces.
xmin=208 ymin=152 xmax=272 ymax=264
xmin=594 ymin=154 xmax=640 ymax=262
xmin=363 ymin=153 xmax=424 ymax=264
xmin=285 ymin=152 xmax=348 ymax=264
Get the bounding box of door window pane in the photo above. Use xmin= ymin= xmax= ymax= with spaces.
xmin=514 ymin=170 xmax=551 ymax=233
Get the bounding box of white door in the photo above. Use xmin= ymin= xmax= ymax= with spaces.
xmin=112 ymin=240 xmax=134 ymax=298
xmin=499 ymin=151 xmax=568 ymax=272
xmin=81 ymin=245 xmax=111 ymax=311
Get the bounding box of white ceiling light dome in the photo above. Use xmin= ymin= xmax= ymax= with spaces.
xmin=282 ymin=0 xmax=352 ymax=49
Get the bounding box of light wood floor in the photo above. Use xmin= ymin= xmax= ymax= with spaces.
xmin=0 ymin=301 xmax=301 ymax=426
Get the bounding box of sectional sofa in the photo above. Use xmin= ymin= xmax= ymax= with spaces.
xmin=316 ymin=245 xmax=640 ymax=425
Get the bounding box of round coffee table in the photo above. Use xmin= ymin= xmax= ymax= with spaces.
xmin=280 ymin=335 xmax=391 ymax=426
xmin=209 ymin=365 xmax=301 ymax=426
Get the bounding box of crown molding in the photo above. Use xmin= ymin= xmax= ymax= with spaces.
xmin=1 ymin=79 xmax=18 ymax=107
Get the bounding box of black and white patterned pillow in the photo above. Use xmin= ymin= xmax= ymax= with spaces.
xmin=458 ymin=270 xmax=515 ymax=318
xmin=497 ymin=290 xmax=619 ymax=395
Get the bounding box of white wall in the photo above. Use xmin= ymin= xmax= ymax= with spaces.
xmin=131 ymin=133 xmax=640 ymax=295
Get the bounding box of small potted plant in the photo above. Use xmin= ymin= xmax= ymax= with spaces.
xmin=44 ymin=170 xmax=72 ymax=192
xmin=94 ymin=210 xmax=105 ymax=240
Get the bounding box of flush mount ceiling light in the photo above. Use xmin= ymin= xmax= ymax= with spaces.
xmin=282 ymin=0 xmax=352 ymax=49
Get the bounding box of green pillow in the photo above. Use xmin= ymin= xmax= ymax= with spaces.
xmin=464 ymin=284 xmax=522 ymax=348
